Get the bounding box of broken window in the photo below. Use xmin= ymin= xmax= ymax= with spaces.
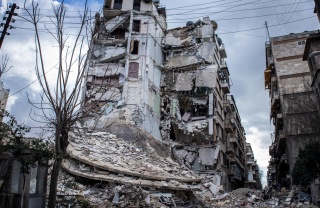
xmin=128 ymin=62 xmax=139 ymax=78
xmin=131 ymin=40 xmax=139 ymax=54
xmin=133 ymin=0 xmax=141 ymax=11
xmin=113 ymin=0 xmax=122 ymax=10
xmin=132 ymin=20 xmax=141 ymax=32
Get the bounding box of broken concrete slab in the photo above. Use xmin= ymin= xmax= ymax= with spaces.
xmin=195 ymin=65 xmax=218 ymax=88
xmin=100 ymin=46 xmax=126 ymax=63
xmin=66 ymin=129 xmax=201 ymax=183
xmin=174 ymin=72 xmax=194 ymax=91
xmin=105 ymin=14 xmax=130 ymax=33
xmin=62 ymin=159 xmax=199 ymax=191
xmin=88 ymin=63 xmax=125 ymax=77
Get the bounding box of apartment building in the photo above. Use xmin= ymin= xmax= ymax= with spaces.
xmin=82 ymin=0 xmax=166 ymax=140
xmin=224 ymin=94 xmax=247 ymax=190
xmin=265 ymin=31 xmax=320 ymax=189
xmin=81 ymin=0 xmax=250 ymax=193
xmin=303 ymin=33 xmax=320 ymax=116
xmin=245 ymin=143 xmax=262 ymax=189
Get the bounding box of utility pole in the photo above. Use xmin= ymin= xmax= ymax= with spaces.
xmin=265 ymin=21 xmax=271 ymax=41
xmin=0 ymin=3 xmax=17 ymax=48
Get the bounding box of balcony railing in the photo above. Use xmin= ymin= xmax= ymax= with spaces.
xmin=221 ymin=80 xmax=230 ymax=94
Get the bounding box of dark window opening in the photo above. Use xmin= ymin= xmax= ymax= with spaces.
xmin=131 ymin=40 xmax=139 ymax=54
xmin=113 ymin=0 xmax=122 ymax=10
xmin=128 ymin=62 xmax=139 ymax=78
xmin=110 ymin=28 xmax=126 ymax=39
xmin=170 ymin=124 xmax=176 ymax=141
xmin=132 ymin=20 xmax=141 ymax=32
xmin=133 ymin=0 xmax=141 ymax=11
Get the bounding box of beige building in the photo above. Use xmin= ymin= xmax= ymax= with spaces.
xmin=265 ymin=31 xmax=320 ymax=189
xmin=245 ymin=143 xmax=262 ymax=189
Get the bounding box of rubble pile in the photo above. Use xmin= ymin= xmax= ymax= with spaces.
xmin=56 ymin=171 xmax=205 ymax=208
xmin=205 ymin=188 xmax=319 ymax=208
xmin=64 ymin=126 xmax=202 ymax=189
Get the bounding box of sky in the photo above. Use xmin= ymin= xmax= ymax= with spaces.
xmin=0 ymin=0 xmax=319 ymax=187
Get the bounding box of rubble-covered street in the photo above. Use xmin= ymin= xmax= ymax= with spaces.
xmin=55 ymin=121 xmax=319 ymax=208
xmin=57 ymin=172 xmax=320 ymax=208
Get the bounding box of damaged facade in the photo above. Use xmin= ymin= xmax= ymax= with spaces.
xmin=82 ymin=0 xmax=167 ymax=140
xmin=160 ymin=19 xmax=249 ymax=192
xmin=265 ymin=31 xmax=320 ymax=192
xmin=69 ymin=0 xmax=260 ymax=206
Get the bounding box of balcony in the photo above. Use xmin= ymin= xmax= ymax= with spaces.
xmin=275 ymin=114 xmax=283 ymax=131
xmin=269 ymin=144 xmax=275 ymax=156
xmin=219 ymin=43 xmax=227 ymax=58
xmin=271 ymin=91 xmax=280 ymax=109
xmin=230 ymin=118 xmax=237 ymax=128
xmin=246 ymin=151 xmax=253 ymax=155
xmin=276 ymin=112 xmax=283 ymax=120
xmin=280 ymin=154 xmax=288 ymax=164
xmin=230 ymin=137 xmax=237 ymax=143
xmin=279 ymin=130 xmax=286 ymax=142
xmin=221 ymin=81 xmax=230 ymax=94
xmin=226 ymin=146 xmax=235 ymax=157
xmin=246 ymin=159 xmax=255 ymax=165
xmin=224 ymin=119 xmax=234 ymax=133
xmin=264 ymin=66 xmax=271 ymax=89
xmin=223 ymin=99 xmax=232 ymax=113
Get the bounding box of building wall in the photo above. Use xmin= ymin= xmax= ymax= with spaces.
xmin=267 ymin=31 xmax=320 ymax=189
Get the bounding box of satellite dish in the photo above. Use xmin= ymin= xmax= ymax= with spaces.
xmin=210 ymin=20 xmax=218 ymax=31
xmin=186 ymin=21 xmax=194 ymax=27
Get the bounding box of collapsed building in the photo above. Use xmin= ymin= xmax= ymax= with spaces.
xmin=60 ymin=0 xmax=262 ymax=206
xmin=160 ymin=18 xmax=248 ymax=191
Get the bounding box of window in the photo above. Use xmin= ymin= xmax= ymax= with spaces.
xmin=131 ymin=40 xmax=139 ymax=54
xmin=128 ymin=62 xmax=139 ymax=78
xmin=113 ymin=0 xmax=122 ymax=10
xmin=132 ymin=20 xmax=140 ymax=32
xmin=133 ymin=0 xmax=141 ymax=11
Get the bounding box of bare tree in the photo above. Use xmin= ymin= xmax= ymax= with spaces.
xmin=22 ymin=1 xmax=93 ymax=207
xmin=0 ymin=55 xmax=12 ymax=78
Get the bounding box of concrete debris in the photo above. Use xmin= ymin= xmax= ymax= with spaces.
xmin=198 ymin=188 xmax=320 ymax=208
xmin=65 ymin=128 xmax=200 ymax=183
xmin=172 ymin=144 xmax=220 ymax=170
xmin=56 ymin=170 xmax=206 ymax=208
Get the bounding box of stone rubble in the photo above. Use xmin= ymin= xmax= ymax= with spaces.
xmin=206 ymin=188 xmax=319 ymax=208
xmin=58 ymin=123 xmax=319 ymax=208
